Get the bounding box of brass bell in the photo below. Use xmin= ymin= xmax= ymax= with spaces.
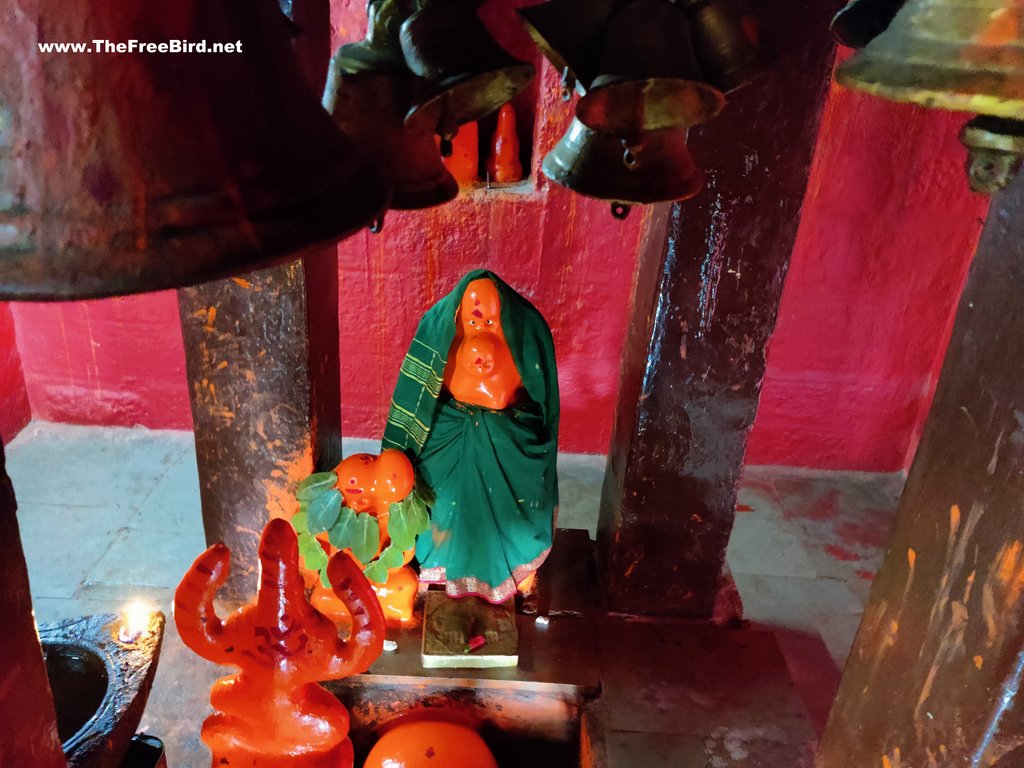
xmin=830 ymin=0 xmax=905 ymax=48
xmin=576 ymin=0 xmax=724 ymax=134
xmin=517 ymin=0 xmax=616 ymax=97
xmin=837 ymin=0 xmax=1024 ymax=120
xmin=401 ymin=0 xmax=535 ymax=146
xmin=960 ymin=116 xmax=1024 ymax=194
xmin=542 ymin=117 xmax=704 ymax=216
xmin=333 ymin=0 xmax=409 ymax=74
xmin=0 ymin=0 xmax=387 ymax=301
xmin=323 ymin=62 xmax=458 ymax=210
xmin=680 ymin=0 xmax=763 ymax=93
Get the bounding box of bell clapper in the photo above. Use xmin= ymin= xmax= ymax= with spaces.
xmin=611 ymin=202 xmax=631 ymax=219
xmin=621 ymin=138 xmax=642 ymax=170
xmin=370 ymin=214 xmax=386 ymax=234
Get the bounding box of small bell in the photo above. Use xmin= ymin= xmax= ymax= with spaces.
xmin=960 ymin=116 xmax=1024 ymax=194
xmin=542 ymin=117 xmax=704 ymax=210
xmin=517 ymin=0 xmax=616 ymax=95
xmin=487 ymin=104 xmax=524 ymax=184
xmin=680 ymin=0 xmax=763 ymax=93
xmin=443 ymin=122 xmax=481 ymax=184
xmin=0 ymin=0 xmax=387 ymax=300
xmin=830 ymin=0 xmax=906 ymax=48
xmin=401 ymin=0 xmax=535 ymax=144
xmin=323 ymin=62 xmax=458 ymax=211
xmin=837 ymin=0 xmax=1024 ymax=120
xmin=332 ymin=0 xmax=409 ymax=74
xmin=576 ymin=0 xmax=724 ymax=134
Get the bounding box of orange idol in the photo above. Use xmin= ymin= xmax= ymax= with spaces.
xmin=302 ymin=449 xmax=424 ymax=627
xmin=174 ymin=518 xmax=385 ymax=768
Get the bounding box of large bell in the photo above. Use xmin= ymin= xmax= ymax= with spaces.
xmin=837 ymin=0 xmax=1024 ymax=119
xmin=831 ymin=0 xmax=906 ymax=48
xmin=680 ymin=0 xmax=763 ymax=93
xmin=542 ymin=118 xmax=704 ymax=213
xmin=517 ymin=0 xmax=616 ymax=96
xmin=323 ymin=63 xmax=458 ymax=211
xmin=401 ymin=0 xmax=536 ymax=146
xmin=576 ymin=0 xmax=724 ymax=134
xmin=0 ymin=0 xmax=387 ymax=301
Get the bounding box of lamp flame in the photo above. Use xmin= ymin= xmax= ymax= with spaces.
xmin=119 ymin=600 xmax=155 ymax=643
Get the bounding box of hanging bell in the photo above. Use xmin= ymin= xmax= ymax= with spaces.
xmin=837 ymin=0 xmax=1024 ymax=120
xmin=576 ymin=0 xmax=724 ymax=135
xmin=830 ymin=0 xmax=905 ymax=48
xmin=960 ymin=115 xmax=1024 ymax=194
xmin=517 ymin=0 xmax=616 ymax=96
xmin=679 ymin=0 xmax=763 ymax=93
xmin=332 ymin=0 xmax=409 ymax=74
xmin=0 ymin=0 xmax=387 ymax=301
xmin=401 ymin=0 xmax=535 ymax=145
xmin=542 ymin=117 xmax=704 ymax=213
xmin=323 ymin=62 xmax=458 ymax=210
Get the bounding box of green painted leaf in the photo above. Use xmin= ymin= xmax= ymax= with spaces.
xmin=327 ymin=506 xmax=356 ymax=550
xmin=379 ymin=544 xmax=405 ymax=569
xmin=387 ymin=502 xmax=416 ymax=552
xmin=307 ymin=489 xmax=342 ymax=534
xmin=297 ymin=472 xmax=338 ymax=501
xmin=290 ymin=511 xmax=309 ymax=534
xmin=320 ymin=568 xmax=332 ymax=589
xmin=363 ymin=560 xmax=389 ymax=585
xmin=301 ymin=544 xmax=328 ymax=572
xmin=350 ymin=513 xmax=380 ymax=565
xmin=407 ymin=493 xmax=430 ymax=534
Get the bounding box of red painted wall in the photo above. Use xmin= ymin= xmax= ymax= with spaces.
xmin=0 ymin=303 xmax=30 ymax=443
xmin=9 ymin=293 xmax=191 ymax=431
xmin=0 ymin=30 xmax=992 ymax=469
xmin=744 ymin=51 xmax=990 ymax=471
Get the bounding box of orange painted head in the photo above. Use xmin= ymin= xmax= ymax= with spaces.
xmin=334 ymin=449 xmax=414 ymax=513
xmin=364 ymin=720 xmax=498 ymax=768
xmin=443 ymin=278 xmax=523 ymax=410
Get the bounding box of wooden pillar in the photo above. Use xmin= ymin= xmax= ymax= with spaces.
xmin=0 ymin=442 xmax=67 ymax=767
xmin=596 ymin=0 xmax=841 ymax=618
xmin=817 ymin=168 xmax=1024 ymax=767
xmin=178 ymin=0 xmax=341 ymax=600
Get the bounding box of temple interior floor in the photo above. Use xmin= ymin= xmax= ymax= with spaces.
xmin=8 ymin=421 xmax=904 ymax=765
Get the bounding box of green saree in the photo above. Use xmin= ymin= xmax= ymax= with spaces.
xmin=382 ymin=270 xmax=559 ymax=603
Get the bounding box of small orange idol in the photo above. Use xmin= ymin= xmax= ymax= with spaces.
xmin=311 ymin=449 xmax=419 ymax=627
xmin=486 ymin=103 xmax=523 ymax=184
xmin=174 ymin=518 xmax=385 ymax=768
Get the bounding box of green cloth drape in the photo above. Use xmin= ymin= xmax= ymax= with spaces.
xmin=382 ymin=270 xmax=559 ymax=603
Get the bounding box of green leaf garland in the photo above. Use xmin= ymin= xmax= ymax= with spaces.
xmin=289 ymin=469 xmax=433 ymax=588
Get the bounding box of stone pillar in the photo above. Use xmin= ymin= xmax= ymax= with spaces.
xmin=818 ymin=168 xmax=1024 ymax=767
xmin=177 ymin=0 xmax=342 ymax=600
xmin=597 ymin=0 xmax=841 ymax=617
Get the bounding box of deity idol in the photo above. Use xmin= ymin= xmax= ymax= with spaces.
xmin=382 ymin=270 xmax=559 ymax=603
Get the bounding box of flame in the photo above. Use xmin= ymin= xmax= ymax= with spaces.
xmin=119 ymin=599 xmax=155 ymax=643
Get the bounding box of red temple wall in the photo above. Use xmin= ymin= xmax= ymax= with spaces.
xmin=0 ymin=303 xmax=30 ymax=443
xmin=0 ymin=23 xmax=990 ymax=468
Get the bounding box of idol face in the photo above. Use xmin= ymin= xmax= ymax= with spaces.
xmin=444 ymin=278 xmax=523 ymax=410
xmin=335 ymin=449 xmax=414 ymax=513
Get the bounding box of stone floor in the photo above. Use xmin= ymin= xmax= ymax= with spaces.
xmin=8 ymin=421 xmax=905 ymax=765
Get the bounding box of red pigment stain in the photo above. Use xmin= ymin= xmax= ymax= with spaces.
xmin=835 ymin=514 xmax=891 ymax=550
xmin=471 ymin=309 xmax=483 ymax=318
xmin=736 ymin=504 xmax=754 ymax=513
xmin=826 ymin=544 xmax=861 ymax=562
xmin=782 ymin=489 xmax=841 ymax=522
xmin=855 ymin=570 xmax=876 ymax=580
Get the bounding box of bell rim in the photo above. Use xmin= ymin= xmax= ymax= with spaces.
xmin=0 ymin=160 xmax=390 ymax=302
xmin=390 ymin=172 xmax=460 ymax=210
xmin=837 ymin=55 xmax=1024 ymax=122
